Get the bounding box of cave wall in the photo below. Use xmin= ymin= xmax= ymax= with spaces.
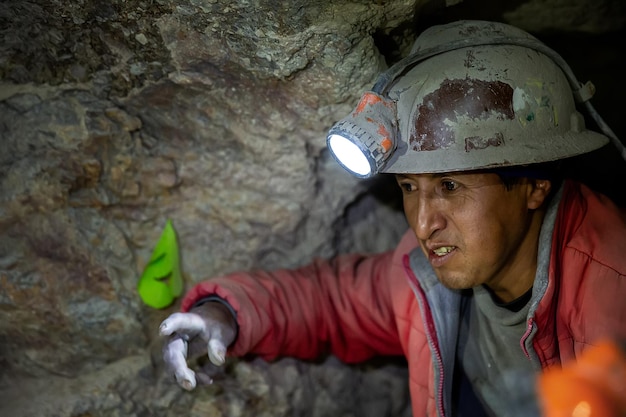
xmin=0 ymin=0 xmax=624 ymax=416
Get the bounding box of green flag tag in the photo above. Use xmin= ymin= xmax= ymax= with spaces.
xmin=137 ymin=219 xmax=183 ymax=309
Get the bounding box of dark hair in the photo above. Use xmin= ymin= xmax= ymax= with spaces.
xmin=491 ymin=162 xmax=563 ymax=208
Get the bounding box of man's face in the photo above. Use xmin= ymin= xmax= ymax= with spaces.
xmin=396 ymin=172 xmax=549 ymax=301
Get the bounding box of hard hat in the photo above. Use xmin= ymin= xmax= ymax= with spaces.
xmin=327 ymin=20 xmax=611 ymax=178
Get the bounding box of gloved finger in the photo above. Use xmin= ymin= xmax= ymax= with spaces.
xmin=196 ymin=372 xmax=214 ymax=386
xmin=159 ymin=312 xmax=206 ymax=337
xmin=163 ymin=336 xmax=197 ymax=390
xmin=207 ymin=338 xmax=227 ymax=366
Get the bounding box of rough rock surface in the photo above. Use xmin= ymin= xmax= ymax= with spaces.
xmin=0 ymin=0 xmax=624 ymax=416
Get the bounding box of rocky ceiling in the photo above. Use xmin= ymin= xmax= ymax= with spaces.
xmin=0 ymin=0 xmax=625 ymax=416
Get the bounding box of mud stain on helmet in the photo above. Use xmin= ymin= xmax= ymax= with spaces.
xmin=465 ymin=133 xmax=504 ymax=151
xmin=411 ymin=78 xmax=514 ymax=151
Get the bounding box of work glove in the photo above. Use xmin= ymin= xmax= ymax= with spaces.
xmin=159 ymin=301 xmax=237 ymax=390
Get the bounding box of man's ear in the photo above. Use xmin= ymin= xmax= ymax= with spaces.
xmin=527 ymin=179 xmax=552 ymax=210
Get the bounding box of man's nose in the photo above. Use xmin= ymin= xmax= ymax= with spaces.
xmin=411 ymin=195 xmax=446 ymax=241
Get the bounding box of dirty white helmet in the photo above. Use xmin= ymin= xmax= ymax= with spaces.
xmin=327 ymin=20 xmax=613 ymax=178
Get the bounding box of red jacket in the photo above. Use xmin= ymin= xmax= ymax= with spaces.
xmin=182 ymin=181 xmax=626 ymax=417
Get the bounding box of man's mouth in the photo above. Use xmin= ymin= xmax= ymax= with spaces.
xmin=432 ymin=246 xmax=455 ymax=256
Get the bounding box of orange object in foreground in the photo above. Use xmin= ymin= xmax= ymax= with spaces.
xmin=537 ymin=340 xmax=626 ymax=417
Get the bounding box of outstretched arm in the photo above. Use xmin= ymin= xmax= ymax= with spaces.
xmin=180 ymin=251 xmax=405 ymax=363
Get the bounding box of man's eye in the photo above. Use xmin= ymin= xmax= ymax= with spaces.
xmin=441 ymin=180 xmax=458 ymax=192
xmin=398 ymin=182 xmax=415 ymax=192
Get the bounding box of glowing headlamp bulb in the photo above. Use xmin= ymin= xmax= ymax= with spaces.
xmin=327 ymin=134 xmax=373 ymax=177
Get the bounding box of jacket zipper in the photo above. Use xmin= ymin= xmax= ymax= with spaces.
xmin=520 ymin=318 xmax=534 ymax=360
xmin=403 ymin=255 xmax=447 ymax=417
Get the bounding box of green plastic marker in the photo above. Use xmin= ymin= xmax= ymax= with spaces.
xmin=137 ymin=219 xmax=183 ymax=309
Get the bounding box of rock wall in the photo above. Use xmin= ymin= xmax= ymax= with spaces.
xmin=0 ymin=0 xmax=624 ymax=416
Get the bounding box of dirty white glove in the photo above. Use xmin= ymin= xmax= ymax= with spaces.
xmin=159 ymin=301 xmax=237 ymax=390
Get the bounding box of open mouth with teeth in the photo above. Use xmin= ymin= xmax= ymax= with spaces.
xmin=432 ymin=246 xmax=455 ymax=256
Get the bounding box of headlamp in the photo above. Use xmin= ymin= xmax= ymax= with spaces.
xmin=326 ymin=92 xmax=397 ymax=178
